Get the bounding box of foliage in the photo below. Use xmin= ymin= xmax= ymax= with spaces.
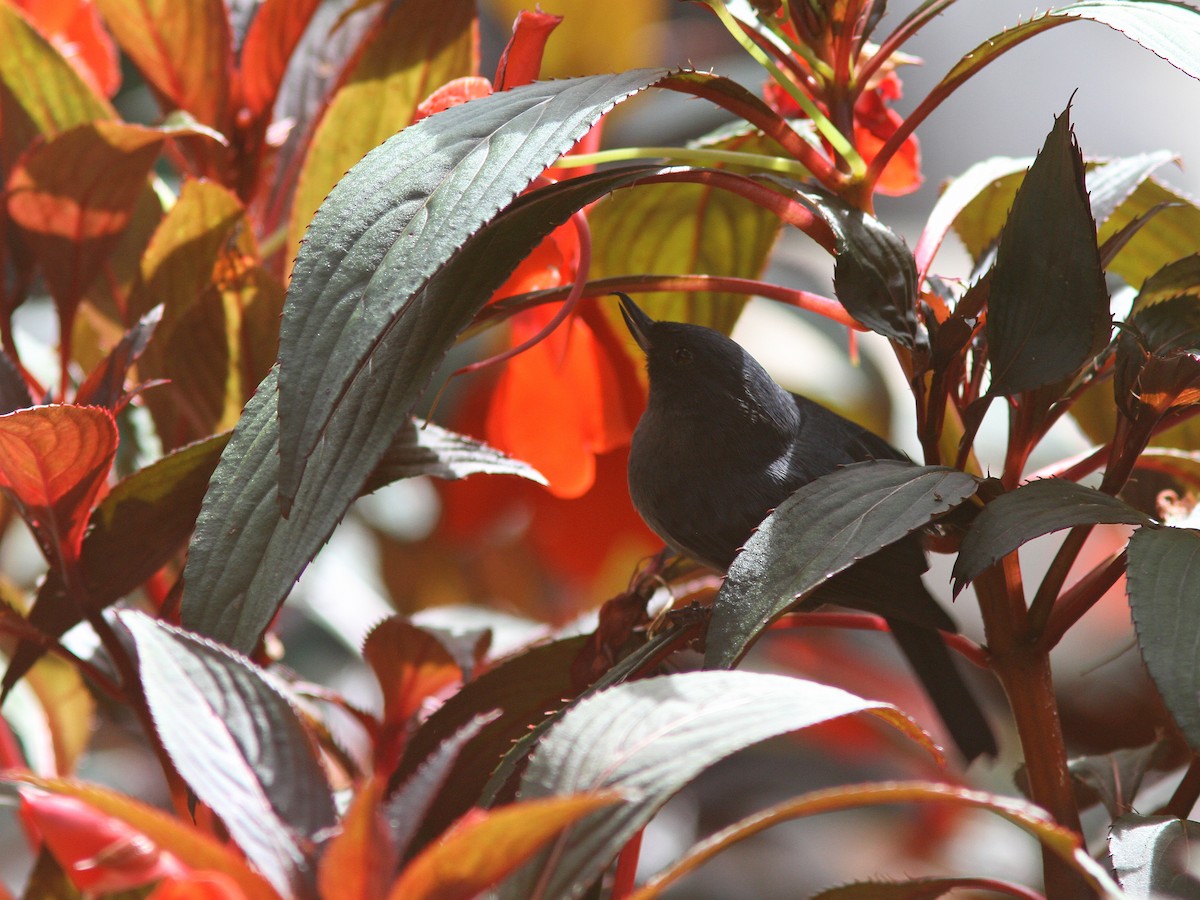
xmin=2 ymin=0 xmax=1200 ymax=896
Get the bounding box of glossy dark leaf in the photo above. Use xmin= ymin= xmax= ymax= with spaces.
xmin=117 ymin=611 xmax=336 ymax=897
xmin=0 ymin=349 xmax=32 ymax=415
xmin=75 ymin=305 xmax=162 ymax=409
xmin=1128 ymin=525 xmax=1200 ymax=750
xmin=801 ymin=190 xmax=919 ymax=347
xmin=987 ymin=103 xmax=1110 ymax=396
xmin=387 ymin=711 xmax=500 ymax=861
xmin=183 ymin=166 xmax=667 ymax=654
xmin=277 ymin=68 xmax=672 ymax=508
xmin=363 ymin=419 xmax=546 ymax=495
xmin=504 ymin=671 xmax=934 ymax=900
xmin=1109 ymin=814 xmax=1200 ymax=896
xmin=1115 ymin=295 xmax=1200 ymax=419
xmin=951 ymin=479 xmax=1150 ymax=596
xmin=705 ymin=462 xmax=978 ymax=670
xmin=1068 ymin=741 xmax=1172 ymax=819
xmin=3 ymin=432 xmax=230 ymax=699
xmin=390 ymin=637 xmax=588 ymax=857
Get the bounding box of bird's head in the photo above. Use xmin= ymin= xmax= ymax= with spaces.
xmin=615 ymin=293 xmax=797 ymax=432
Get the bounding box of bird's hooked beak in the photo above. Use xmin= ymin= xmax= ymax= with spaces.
xmin=615 ymin=292 xmax=653 ymax=353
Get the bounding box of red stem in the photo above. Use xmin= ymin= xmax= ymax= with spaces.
xmin=1155 ymin=756 xmax=1200 ymax=819
xmin=772 ymin=610 xmax=989 ymax=669
xmin=612 ymin=827 xmax=644 ymax=899
xmin=486 ymin=274 xmax=863 ymax=330
xmin=1039 ymin=550 xmax=1128 ymax=651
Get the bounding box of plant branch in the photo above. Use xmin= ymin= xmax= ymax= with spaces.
xmin=553 ymin=146 xmax=811 ymax=177
xmin=1039 ymin=550 xmax=1128 ymax=652
xmin=485 ymin=274 xmax=862 ymax=329
xmin=1027 ymin=525 xmax=1095 ymax=639
xmin=772 ymin=610 xmax=989 ymax=669
xmin=1155 ymin=756 xmax=1200 ymax=819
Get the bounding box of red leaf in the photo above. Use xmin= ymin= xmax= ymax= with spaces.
xmin=493 ymin=9 xmax=562 ymax=91
xmin=19 ymin=789 xmax=190 ymax=893
xmin=363 ymin=618 xmax=462 ymax=772
xmin=6 ymin=121 xmax=167 ymax=330
xmin=0 ymin=405 xmax=116 ymax=569
xmin=13 ymin=0 xmax=120 ymax=97
xmin=236 ymin=0 xmax=323 ymax=118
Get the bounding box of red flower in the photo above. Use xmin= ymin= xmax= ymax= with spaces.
xmin=763 ymin=57 xmax=922 ymax=196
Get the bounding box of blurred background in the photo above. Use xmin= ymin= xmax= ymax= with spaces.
xmin=3 ymin=0 xmax=1198 ymax=894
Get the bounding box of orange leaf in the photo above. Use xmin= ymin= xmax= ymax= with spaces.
xmin=6 ymin=121 xmax=168 ymax=325
xmin=19 ymin=789 xmax=190 ymax=893
xmin=0 ymin=405 xmax=116 ymax=568
xmin=13 ymin=0 xmax=120 ymax=97
xmin=317 ymin=774 xmax=393 ymax=900
xmin=148 ymin=872 xmax=251 ymax=900
xmin=387 ymin=794 xmax=620 ymax=900
xmin=5 ymin=774 xmax=276 ymax=900
xmin=93 ymin=0 xmax=232 ymax=128
xmin=363 ymin=618 xmax=462 ymax=771
xmin=413 ymin=76 xmax=493 ymax=122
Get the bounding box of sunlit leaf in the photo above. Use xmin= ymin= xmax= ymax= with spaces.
xmin=285 ymin=0 xmax=478 ymax=261
xmin=185 ymin=166 xmax=667 ymax=654
xmin=0 ymin=2 xmax=113 ymax=137
xmin=0 ymin=404 xmax=116 ymax=569
xmin=951 ymin=479 xmax=1149 ymax=596
xmin=1127 ymin=525 xmax=1200 ymax=750
xmin=2 ymin=773 xmax=276 ymax=899
xmin=16 ymin=0 xmax=120 ymax=99
xmin=317 ymin=774 xmax=393 ymax=900
xmin=1110 ymin=814 xmax=1200 ymax=895
xmin=505 ymin=671 xmax=936 ymax=899
xmin=75 ymin=305 xmax=163 ymax=409
xmin=705 ymin=462 xmax=978 ymax=670
xmin=117 ymin=611 xmax=337 ymax=896
xmin=21 ymin=655 xmax=94 ymax=777
xmin=1114 ymin=295 xmax=1200 ymax=420
xmin=17 ymin=788 xmax=189 ymax=893
xmin=94 ymin=0 xmax=232 ymax=127
xmin=1134 ymin=252 xmax=1200 ymax=308
xmin=394 ymin=795 xmax=619 ymax=900
xmin=986 ymin=103 xmax=1110 ymax=396
xmin=363 ymin=617 xmax=462 ymax=773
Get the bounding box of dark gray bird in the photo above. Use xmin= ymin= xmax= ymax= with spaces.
xmin=617 ymin=292 xmax=995 ymax=762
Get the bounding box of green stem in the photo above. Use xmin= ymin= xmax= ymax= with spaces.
xmin=703 ymin=0 xmax=864 ymax=175
xmin=553 ymin=146 xmax=811 ymax=177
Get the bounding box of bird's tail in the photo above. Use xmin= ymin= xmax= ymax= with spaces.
xmin=887 ymin=617 xmax=997 ymax=763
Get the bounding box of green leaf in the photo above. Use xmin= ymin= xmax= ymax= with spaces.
xmin=986 ymin=103 xmax=1110 ymax=396
xmin=1127 ymin=525 xmax=1200 ymax=750
xmin=1109 ymin=814 xmax=1200 ymax=896
xmin=588 ymin=126 xmax=784 ymax=335
xmin=801 ymin=190 xmax=919 ymax=347
xmin=504 ymin=671 xmax=935 ymax=900
xmin=0 ymin=3 xmax=113 ymax=136
xmin=1100 ymin=179 xmax=1200 ymax=290
xmin=117 ymin=611 xmax=336 ymax=897
xmin=277 ymin=68 xmax=672 ymax=509
xmin=284 ymin=0 xmax=477 ymax=261
xmin=184 ymin=165 xmax=667 ymax=654
xmin=705 ymin=461 xmax=978 ymax=670
xmin=951 ymin=480 xmax=1150 ymax=596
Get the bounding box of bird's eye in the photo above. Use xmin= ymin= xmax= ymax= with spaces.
xmin=672 ymin=346 xmax=693 ymax=365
